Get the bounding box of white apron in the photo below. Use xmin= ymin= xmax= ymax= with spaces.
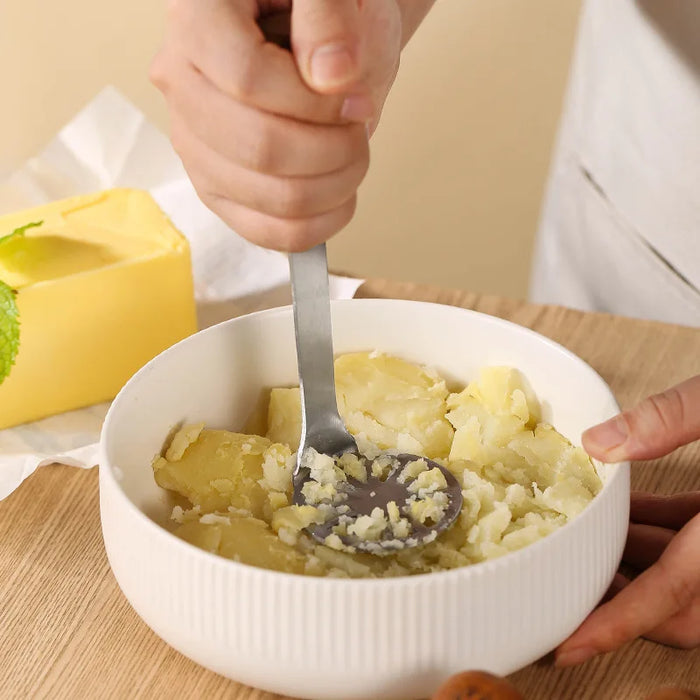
xmin=531 ymin=0 xmax=700 ymax=326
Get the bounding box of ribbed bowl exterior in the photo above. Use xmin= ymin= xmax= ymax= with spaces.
xmin=100 ymin=454 xmax=628 ymax=700
xmin=99 ymin=300 xmax=630 ymax=700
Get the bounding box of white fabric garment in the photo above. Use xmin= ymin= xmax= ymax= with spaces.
xmin=531 ymin=0 xmax=700 ymax=326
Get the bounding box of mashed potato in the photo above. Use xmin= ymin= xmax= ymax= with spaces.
xmin=152 ymin=353 xmax=602 ymax=578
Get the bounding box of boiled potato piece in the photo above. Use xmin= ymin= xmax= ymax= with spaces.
xmin=175 ymin=515 xmax=309 ymax=575
xmin=509 ymin=425 xmax=601 ymax=494
xmin=455 ymin=366 xmax=541 ymax=427
xmin=153 ymin=428 xmax=282 ymax=517
xmin=447 ymin=367 xmax=540 ymax=468
xmin=266 ymin=387 xmax=302 ymax=452
xmin=335 ymin=352 xmax=454 ymax=459
xmin=267 ymin=352 xmax=455 ymax=459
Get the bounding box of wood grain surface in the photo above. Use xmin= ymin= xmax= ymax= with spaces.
xmin=1 ymin=279 xmax=699 ymax=700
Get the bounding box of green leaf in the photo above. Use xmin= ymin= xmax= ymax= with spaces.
xmin=0 ymin=220 xmax=43 ymax=247
xmin=0 ymin=220 xmax=41 ymax=383
xmin=0 ymin=280 xmax=20 ymax=385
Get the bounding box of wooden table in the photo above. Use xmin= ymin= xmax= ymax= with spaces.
xmin=2 ymin=280 xmax=699 ymax=700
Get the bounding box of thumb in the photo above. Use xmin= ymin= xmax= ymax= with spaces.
xmin=291 ymin=0 xmax=362 ymax=94
xmin=583 ymin=375 xmax=700 ymax=462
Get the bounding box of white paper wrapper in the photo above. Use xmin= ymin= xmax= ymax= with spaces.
xmin=0 ymin=87 xmax=363 ymax=500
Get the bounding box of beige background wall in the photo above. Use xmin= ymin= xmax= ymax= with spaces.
xmin=0 ymin=0 xmax=582 ymax=299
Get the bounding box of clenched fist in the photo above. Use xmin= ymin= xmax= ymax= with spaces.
xmin=150 ymin=0 xmax=431 ymax=251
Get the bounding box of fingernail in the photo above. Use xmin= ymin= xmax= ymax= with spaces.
xmin=341 ymin=93 xmax=374 ymax=122
xmin=310 ymin=43 xmax=356 ymax=89
xmin=555 ymin=647 xmax=597 ymax=667
xmin=583 ymin=415 xmax=628 ymax=457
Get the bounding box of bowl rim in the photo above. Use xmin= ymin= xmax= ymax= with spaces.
xmin=100 ymin=298 xmax=630 ymax=587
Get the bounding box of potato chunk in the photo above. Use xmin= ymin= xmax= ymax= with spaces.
xmin=266 ymin=352 xmax=455 ymax=459
xmin=335 ymin=352 xmax=454 ymax=459
xmin=153 ymin=428 xmax=273 ymax=517
xmin=175 ymin=515 xmax=309 ymax=575
xmin=266 ymin=387 xmax=302 ymax=452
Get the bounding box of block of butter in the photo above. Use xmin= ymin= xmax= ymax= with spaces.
xmin=0 ymin=189 xmax=197 ymax=429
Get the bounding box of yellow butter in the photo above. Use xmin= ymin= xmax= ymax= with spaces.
xmin=0 ymin=189 xmax=197 ymax=428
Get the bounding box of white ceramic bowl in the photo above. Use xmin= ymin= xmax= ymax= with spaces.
xmin=99 ymin=299 xmax=629 ymax=700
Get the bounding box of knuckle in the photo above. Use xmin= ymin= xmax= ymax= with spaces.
xmin=356 ymin=151 xmax=371 ymax=182
xmin=180 ymin=167 xmax=215 ymax=206
xmin=274 ymin=181 xmax=311 ymax=219
xmin=339 ymin=194 xmax=358 ymax=223
xmin=277 ymin=221 xmax=317 ymax=253
xmin=194 ymin=186 xmax=217 ymax=210
xmin=338 ymin=131 xmax=359 ymax=167
xmin=342 ymin=126 xmax=370 ymax=169
xmin=148 ymin=53 xmax=170 ymax=90
xmin=593 ymin=616 xmax=637 ymax=652
xmin=241 ymin=130 xmax=275 ymax=173
xmin=168 ymin=122 xmax=188 ymax=157
xmin=230 ymin=52 xmax=259 ymax=102
xmin=271 ymin=196 xmax=357 ymax=252
xmin=639 ymin=388 xmax=686 ymax=449
xmin=204 ymin=195 xmax=248 ymax=236
xmin=660 ymin=563 xmax=696 ymax=613
xmin=670 ymin=578 xmax=696 ymax=613
xmin=652 ymin=388 xmax=685 ymax=430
